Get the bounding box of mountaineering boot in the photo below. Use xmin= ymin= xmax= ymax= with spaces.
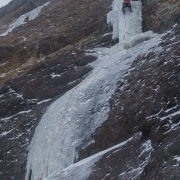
xmin=129 ymin=7 xmax=133 ymax=13
xmin=122 ymin=7 xmax=125 ymax=15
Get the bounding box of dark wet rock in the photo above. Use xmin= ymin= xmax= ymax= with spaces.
xmin=78 ymin=25 xmax=180 ymax=179
xmin=142 ymin=0 xmax=180 ymax=33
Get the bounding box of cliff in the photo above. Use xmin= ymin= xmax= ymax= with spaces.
xmin=0 ymin=0 xmax=180 ymax=179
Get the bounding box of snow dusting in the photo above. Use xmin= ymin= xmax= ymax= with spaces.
xmin=119 ymin=140 xmax=154 ymax=180
xmin=25 ymin=0 xmax=161 ymax=180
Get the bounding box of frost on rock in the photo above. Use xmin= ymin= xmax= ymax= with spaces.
xmin=118 ymin=140 xmax=154 ymax=180
xmin=25 ymin=0 xmax=161 ymax=179
xmin=174 ymin=156 xmax=180 ymax=163
xmin=0 ymin=2 xmax=50 ymax=37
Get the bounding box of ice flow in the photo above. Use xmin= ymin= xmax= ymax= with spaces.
xmin=25 ymin=0 xmax=158 ymax=180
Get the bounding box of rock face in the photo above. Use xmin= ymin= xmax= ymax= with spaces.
xmin=0 ymin=0 xmax=50 ymax=33
xmin=0 ymin=0 xmax=180 ymax=179
xmin=142 ymin=0 xmax=180 ymax=32
xmin=80 ymin=25 xmax=180 ymax=180
xmin=0 ymin=0 xmax=113 ymax=179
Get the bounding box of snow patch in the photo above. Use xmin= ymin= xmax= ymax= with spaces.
xmin=0 ymin=2 xmax=50 ymax=37
xmin=0 ymin=73 xmax=6 ymax=78
xmin=0 ymin=129 xmax=14 ymax=137
xmin=138 ymin=140 xmax=153 ymax=158
xmin=174 ymin=156 xmax=180 ymax=162
xmin=50 ymin=73 xmax=63 ymax=78
xmin=37 ymin=99 xmax=51 ymax=105
xmin=0 ymin=62 xmax=7 ymax=66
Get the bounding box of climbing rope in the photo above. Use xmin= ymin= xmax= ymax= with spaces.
xmin=56 ymin=18 xmax=129 ymax=180
xmin=41 ymin=7 xmax=130 ymax=180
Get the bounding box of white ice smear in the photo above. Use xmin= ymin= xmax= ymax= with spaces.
xmin=174 ymin=156 xmax=180 ymax=162
xmin=37 ymin=99 xmax=52 ymax=105
xmin=25 ymin=0 xmax=161 ymax=180
xmin=1 ymin=110 xmax=31 ymax=121
xmin=0 ymin=129 xmax=14 ymax=138
xmin=161 ymin=110 xmax=180 ymax=121
xmin=50 ymin=72 xmax=63 ymax=78
xmin=46 ymin=136 xmax=134 ymax=180
xmin=0 ymin=2 xmax=50 ymax=37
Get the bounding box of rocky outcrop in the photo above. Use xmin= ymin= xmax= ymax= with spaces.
xmin=0 ymin=0 xmax=50 ymax=33
xmin=142 ymin=0 xmax=180 ymax=32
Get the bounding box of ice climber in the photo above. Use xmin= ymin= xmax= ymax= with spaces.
xmin=122 ymin=0 xmax=137 ymax=15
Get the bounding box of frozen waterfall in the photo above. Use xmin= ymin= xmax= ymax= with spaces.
xmin=25 ymin=0 xmax=159 ymax=179
xmin=107 ymin=0 xmax=142 ymax=40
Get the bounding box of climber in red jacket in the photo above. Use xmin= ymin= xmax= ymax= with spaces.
xmin=122 ymin=0 xmax=138 ymax=15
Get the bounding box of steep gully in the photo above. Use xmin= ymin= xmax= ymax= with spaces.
xmin=0 ymin=0 xmax=180 ymax=179
xmin=25 ymin=0 xmax=161 ymax=180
